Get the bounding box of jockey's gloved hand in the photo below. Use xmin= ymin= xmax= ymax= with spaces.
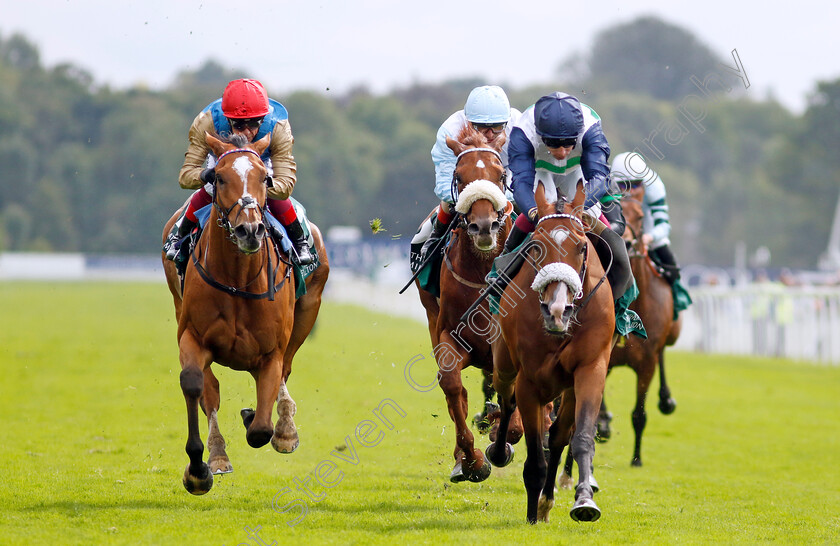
xmin=200 ymin=167 xmax=216 ymax=184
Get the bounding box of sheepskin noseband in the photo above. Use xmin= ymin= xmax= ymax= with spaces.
xmin=531 ymin=262 xmax=583 ymax=299
xmin=454 ymin=179 xmax=508 ymax=214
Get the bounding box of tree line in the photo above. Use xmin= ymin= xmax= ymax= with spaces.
xmin=1 ymin=16 xmax=837 ymax=269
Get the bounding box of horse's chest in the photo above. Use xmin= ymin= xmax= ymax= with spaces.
xmin=200 ymin=317 xmax=282 ymax=365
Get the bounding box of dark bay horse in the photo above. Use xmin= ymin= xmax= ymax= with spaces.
xmin=486 ymin=182 xmax=614 ymax=523
xmin=162 ymin=133 xmax=329 ymax=495
xmin=415 ymin=125 xmax=523 ymax=483
xmin=599 ymin=184 xmax=680 ymax=464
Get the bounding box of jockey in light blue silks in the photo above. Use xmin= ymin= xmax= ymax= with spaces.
xmin=611 ymin=151 xmax=682 ymax=285
xmin=505 ymin=92 xmax=634 ymax=309
xmin=419 ymin=85 xmax=522 ymax=261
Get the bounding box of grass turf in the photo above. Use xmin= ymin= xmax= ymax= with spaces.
xmin=0 ymin=282 xmax=838 ymax=545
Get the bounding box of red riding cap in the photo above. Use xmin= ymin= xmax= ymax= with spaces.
xmin=221 ymin=79 xmax=269 ymax=119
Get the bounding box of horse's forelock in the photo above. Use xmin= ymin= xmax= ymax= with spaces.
xmin=219 ymin=133 xmax=250 ymax=148
xmin=456 ymin=123 xmax=488 ymax=148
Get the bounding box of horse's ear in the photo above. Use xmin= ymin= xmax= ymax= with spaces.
xmin=535 ymin=182 xmax=553 ymax=218
xmin=253 ymin=133 xmax=271 ymax=156
xmin=446 ymin=136 xmax=466 ymax=156
xmin=205 ymin=132 xmax=227 ymax=157
xmin=571 ymin=179 xmax=586 ymax=213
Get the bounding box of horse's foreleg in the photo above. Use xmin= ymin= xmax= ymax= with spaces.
xmin=203 ymin=368 xmax=232 ymax=474
xmin=271 ymin=378 xmax=299 ymax=454
xmin=438 ymin=338 xmax=489 ymax=483
xmin=540 ymin=390 xmax=575 ymax=520
xmin=657 ymin=347 xmax=677 ymax=415
xmin=516 ymin=377 xmax=548 ymax=524
xmin=179 ymin=333 xmax=213 ymax=495
xmin=246 ymin=357 xmax=283 ymax=450
xmin=631 ymin=359 xmax=656 ymax=467
xmin=569 ymin=360 xmax=607 ymax=522
xmin=485 ymin=341 xmax=516 ymax=468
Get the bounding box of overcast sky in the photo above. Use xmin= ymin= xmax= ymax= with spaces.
xmin=2 ymin=0 xmax=837 ymax=113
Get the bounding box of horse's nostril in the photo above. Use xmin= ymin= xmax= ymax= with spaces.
xmin=467 ymin=224 xmax=480 ymax=235
xmin=491 ymin=221 xmax=500 ymax=232
xmin=233 ymin=225 xmax=248 ymax=239
xmin=255 ymin=224 xmax=266 ymax=238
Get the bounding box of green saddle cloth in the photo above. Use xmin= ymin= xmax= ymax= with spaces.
xmin=671 ymin=278 xmax=693 ymax=319
xmin=289 ymin=197 xmax=319 ymax=300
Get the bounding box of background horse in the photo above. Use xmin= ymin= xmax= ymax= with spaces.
xmin=486 ymin=182 xmax=614 ymax=523
xmin=161 ymin=133 xmax=329 ymax=495
xmin=597 ymin=184 xmax=680 ymax=464
xmin=414 ymin=125 xmax=523 ymax=483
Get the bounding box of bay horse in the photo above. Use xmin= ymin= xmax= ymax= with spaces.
xmin=598 ymin=183 xmax=680 ymax=464
xmin=414 ymin=125 xmax=524 ymax=483
xmin=161 ymin=132 xmax=329 ymax=495
xmin=486 ymin=181 xmax=614 ymax=523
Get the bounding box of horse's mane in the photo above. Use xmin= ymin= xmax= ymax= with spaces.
xmin=455 ymin=123 xmax=489 ymax=148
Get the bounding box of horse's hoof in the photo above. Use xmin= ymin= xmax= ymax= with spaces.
xmin=558 ymin=473 xmax=575 ymax=490
xmin=246 ymin=426 xmax=273 ymax=448
xmin=631 ymin=457 xmax=642 ymax=467
xmin=182 ymin=462 xmax=213 ymax=495
xmin=537 ymin=494 xmax=555 ymax=522
xmin=271 ymin=434 xmax=300 ymax=454
xmin=209 ymin=457 xmax=233 ymax=475
xmin=240 ymin=408 xmax=256 ymax=430
xmin=473 ymin=412 xmax=492 ymax=434
xmin=463 ymin=459 xmax=492 ymax=483
xmin=485 ymin=442 xmax=514 ymax=467
xmin=449 ymin=461 xmax=467 ymax=483
xmin=570 ymin=498 xmax=601 ymax=522
xmin=659 ymin=397 xmax=677 ymax=415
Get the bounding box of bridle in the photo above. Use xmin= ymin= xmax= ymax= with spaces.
xmin=189 ymin=147 xmax=290 ymax=300
xmin=443 ymin=147 xmax=512 ymax=289
xmin=212 ymin=148 xmax=266 ymax=238
xmin=450 ymin=147 xmax=509 ymax=206
xmin=532 ymin=208 xmax=610 ymax=323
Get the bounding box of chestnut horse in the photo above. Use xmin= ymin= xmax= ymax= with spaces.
xmin=415 ymin=125 xmax=523 ymax=483
xmin=486 ymin=182 xmax=614 ymax=523
xmin=161 ymin=133 xmax=329 ymax=495
xmin=599 ymin=184 xmax=680 ymax=464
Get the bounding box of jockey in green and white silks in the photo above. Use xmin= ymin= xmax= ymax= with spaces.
xmin=419 ymin=86 xmax=521 ymax=262
xmin=611 ymin=151 xmax=682 ymax=284
xmin=505 ymin=92 xmax=634 ymax=307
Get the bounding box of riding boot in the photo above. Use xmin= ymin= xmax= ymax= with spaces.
xmin=601 ymin=198 xmax=626 ymax=237
xmin=164 ymin=214 xmax=197 ymax=261
xmin=592 ymin=226 xmax=634 ymax=303
xmin=650 ymin=244 xmax=681 ymax=285
xmin=486 ymin=224 xmax=532 ymax=298
xmin=284 ymin=218 xmax=315 ymax=266
xmin=420 ymin=215 xmax=451 ymax=263
xmin=503 ymin=223 xmax=529 ymax=254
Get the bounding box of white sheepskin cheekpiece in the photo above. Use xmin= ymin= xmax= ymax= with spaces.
xmin=454 ymin=179 xmax=508 ymax=214
xmin=531 ymin=262 xmax=583 ymax=298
